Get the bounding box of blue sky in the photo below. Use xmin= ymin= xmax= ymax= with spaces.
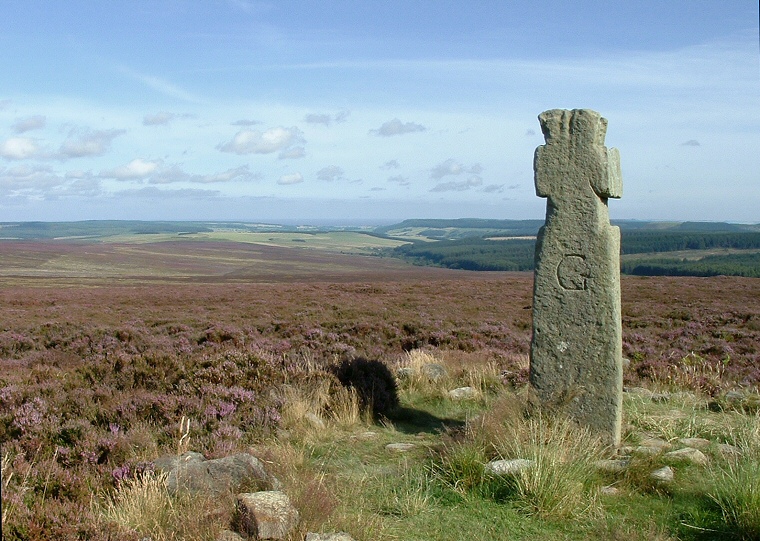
xmin=1 ymin=1 xmax=758 ymax=224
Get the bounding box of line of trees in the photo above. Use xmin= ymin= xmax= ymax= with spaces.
xmin=390 ymin=232 xmax=760 ymax=277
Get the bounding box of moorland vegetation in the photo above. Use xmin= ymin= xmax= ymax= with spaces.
xmin=1 ymin=229 xmax=760 ymax=540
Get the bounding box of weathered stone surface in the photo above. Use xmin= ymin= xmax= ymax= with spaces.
xmin=153 ymin=451 xmax=280 ymax=495
xmin=236 ymin=491 xmax=300 ymax=540
xmin=448 ymin=386 xmax=477 ymax=400
xmin=421 ymin=363 xmax=448 ymax=380
xmin=484 ymin=458 xmax=534 ymax=476
xmin=385 ymin=442 xmax=417 ymax=453
xmin=678 ymin=437 xmax=711 ymax=449
xmin=530 ymin=109 xmax=623 ymax=446
xmin=650 ymin=465 xmax=674 ymax=482
xmin=305 ymin=533 xmax=356 ymax=541
xmin=595 ymin=458 xmax=630 ymax=473
xmin=600 ymin=485 xmax=621 ymax=496
xmin=717 ymin=443 xmax=742 ymax=458
xmin=665 ymin=447 xmax=709 ymax=466
xmin=635 ymin=437 xmax=672 ymax=456
xmin=217 ymin=530 xmax=246 ymax=541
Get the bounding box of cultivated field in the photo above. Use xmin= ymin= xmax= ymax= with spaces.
xmin=1 ymin=238 xmax=760 ymax=540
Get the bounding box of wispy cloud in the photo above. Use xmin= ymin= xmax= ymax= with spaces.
xmin=218 ymin=126 xmax=304 ymax=155
xmin=12 ymin=115 xmax=46 ymax=133
xmin=305 ymin=110 xmax=351 ymax=126
xmin=117 ymin=66 xmax=203 ymax=103
xmin=59 ymin=128 xmax=125 ymax=159
xmin=370 ymin=118 xmax=426 ymax=137
xmin=278 ymin=172 xmax=303 ymax=185
xmin=316 ymin=165 xmax=345 ymax=181
xmin=143 ymin=112 xmax=193 ymax=126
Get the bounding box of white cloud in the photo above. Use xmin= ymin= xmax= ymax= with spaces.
xmin=279 ymin=146 xmax=306 ymax=159
xmin=388 ymin=175 xmax=410 ymax=186
xmin=316 ymin=165 xmax=344 ymax=181
xmin=431 ymin=176 xmax=483 ymax=192
xmin=100 ymin=158 xmax=161 ymax=180
xmin=0 ymin=137 xmax=43 ymax=160
xmin=59 ymin=128 xmax=125 ymax=158
xmin=305 ymin=110 xmax=351 ymax=126
xmin=370 ymin=118 xmax=426 ymax=137
xmin=380 ymin=159 xmax=400 ymax=170
xmin=143 ymin=112 xmax=176 ymax=126
xmin=278 ymin=172 xmax=303 ymax=185
xmin=231 ymin=119 xmax=262 ymax=126
xmin=12 ymin=115 xmax=46 ymax=133
xmin=186 ymin=165 xmax=259 ymax=184
xmin=430 ymin=159 xmax=483 ymax=180
xmin=305 ymin=113 xmax=332 ymax=126
xmin=218 ymin=126 xmax=304 ymax=155
xmin=0 ymin=164 xmax=102 ymax=199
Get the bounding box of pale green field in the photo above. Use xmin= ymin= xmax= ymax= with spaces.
xmin=102 ymin=230 xmax=406 ymax=254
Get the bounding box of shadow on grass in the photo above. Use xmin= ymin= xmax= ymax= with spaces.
xmin=387 ymin=406 xmax=466 ymax=435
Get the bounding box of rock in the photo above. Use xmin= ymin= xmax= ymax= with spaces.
xmin=665 ymin=447 xmax=708 ymax=466
xmin=304 ymin=412 xmax=326 ymax=430
xmin=484 ymin=458 xmax=534 ymax=476
xmin=530 ymin=108 xmax=623 ymax=447
xmin=353 ymin=431 xmax=377 ymax=440
xmin=595 ymin=459 xmax=630 ymax=473
xmin=153 ymin=452 xmax=280 ymax=495
xmin=621 ymin=358 xmax=631 ymax=370
xmin=236 ymin=491 xmax=299 ymax=540
xmin=396 ymin=367 xmax=415 ymax=379
xmin=650 ymin=465 xmax=674 ymax=482
xmin=651 ymin=393 xmax=670 ymax=403
xmin=305 ymin=533 xmax=356 ymax=541
xmin=635 ymin=437 xmax=671 ymax=455
xmin=678 ymin=437 xmax=711 ymax=449
xmin=217 ymin=530 xmax=246 ymax=541
xmin=601 ymin=485 xmax=621 ymax=496
xmin=448 ymin=386 xmax=477 ymax=400
xmin=385 ymin=443 xmax=416 ymax=453
xmin=421 ymin=363 xmax=447 ymax=380
xmin=624 ymin=387 xmax=653 ymax=398
xmin=717 ymin=443 xmax=742 ymax=458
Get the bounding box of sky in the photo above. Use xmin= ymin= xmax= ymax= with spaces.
xmin=1 ymin=1 xmax=758 ymax=224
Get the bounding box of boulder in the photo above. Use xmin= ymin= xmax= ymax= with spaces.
xmin=595 ymin=459 xmax=630 ymax=473
xmin=236 ymin=491 xmax=300 ymax=540
xmin=385 ymin=443 xmax=416 ymax=453
xmin=678 ymin=437 xmax=711 ymax=449
xmin=650 ymin=465 xmax=674 ymax=482
xmin=420 ymin=363 xmax=448 ymax=380
xmin=484 ymin=458 xmax=533 ymax=476
xmin=665 ymin=447 xmax=708 ymax=466
xmin=448 ymin=387 xmax=477 ymax=400
xmin=153 ymin=451 xmax=280 ymax=495
xmin=217 ymin=530 xmax=246 ymax=541
xmin=305 ymin=534 xmax=356 ymax=541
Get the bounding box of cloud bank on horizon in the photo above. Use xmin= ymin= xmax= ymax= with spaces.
xmin=0 ymin=0 xmax=758 ymax=223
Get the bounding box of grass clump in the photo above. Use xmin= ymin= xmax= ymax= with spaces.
xmin=707 ymin=413 xmax=760 ymax=540
xmin=99 ymin=470 xmax=224 ymax=541
xmin=430 ymin=393 xmax=605 ymax=520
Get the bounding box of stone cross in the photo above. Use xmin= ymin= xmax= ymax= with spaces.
xmin=530 ymin=108 xmax=623 ymax=446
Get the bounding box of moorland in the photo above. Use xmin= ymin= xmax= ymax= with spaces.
xmin=1 ymin=221 xmax=760 ymax=540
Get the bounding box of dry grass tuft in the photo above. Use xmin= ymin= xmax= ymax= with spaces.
xmin=98 ymin=471 xmax=227 ymax=541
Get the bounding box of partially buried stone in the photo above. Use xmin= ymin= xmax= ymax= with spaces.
xmin=529 ymin=109 xmax=623 ymax=446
